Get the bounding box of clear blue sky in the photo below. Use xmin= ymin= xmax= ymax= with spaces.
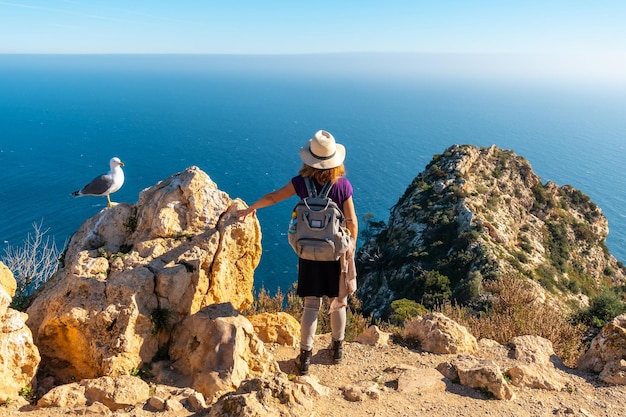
xmin=1 ymin=0 xmax=625 ymax=55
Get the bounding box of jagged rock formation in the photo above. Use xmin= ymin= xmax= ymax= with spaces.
xmin=577 ymin=313 xmax=626 ymax=384
xmin=0 ymin=262 xmax=40 ymax=405
xmin=357 ymin=144 xmax=626 ymax=318
xmin=26 ymin=166 xmax=262 ymax=384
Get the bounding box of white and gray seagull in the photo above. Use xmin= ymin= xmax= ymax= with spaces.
xmin=71 ymin=157 xmax=125 ymax=207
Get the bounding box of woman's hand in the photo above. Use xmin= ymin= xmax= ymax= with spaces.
xmin=237 ymin=207 xmax=256 ymax=220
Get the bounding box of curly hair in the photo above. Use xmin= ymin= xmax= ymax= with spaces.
xmin=298 ymin=163 xmax=346 ymax=184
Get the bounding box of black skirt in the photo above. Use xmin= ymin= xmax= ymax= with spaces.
xmin=297 ymin=258 xmax=341 ymax=298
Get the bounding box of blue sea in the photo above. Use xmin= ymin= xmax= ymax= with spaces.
xmin=2 ymin=54 xmax=626 ymax=294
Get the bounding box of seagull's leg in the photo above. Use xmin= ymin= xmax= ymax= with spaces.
xmin=107 ymin=195 xmax=114 ymax=207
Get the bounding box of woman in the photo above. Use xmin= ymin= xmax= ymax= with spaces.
xmin=237 ymin=130 xmax=358 ymax=375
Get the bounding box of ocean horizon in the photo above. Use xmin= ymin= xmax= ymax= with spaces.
xmin=2 ymin=54 xmax=626 ymax=294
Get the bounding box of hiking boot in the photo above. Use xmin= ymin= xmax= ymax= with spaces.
xmin=296 ymin=349 xmax=312 ymax=375
xmin=331 ymin=339 xmax=343 ymax=364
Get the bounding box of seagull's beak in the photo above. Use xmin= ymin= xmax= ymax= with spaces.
xmin=119 ymin=161 xmax=125 ymax=167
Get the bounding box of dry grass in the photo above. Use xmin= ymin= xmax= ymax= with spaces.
xmin=246 ymin=274 xmax=586 ymax=366
xmin=440 ymin=275 xmax=586 ymax=367
xmin=244 ymin=284 xmax=369 ymax=342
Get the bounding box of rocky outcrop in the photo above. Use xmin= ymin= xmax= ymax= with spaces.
xmin=169 ymin=303 xmax=279 ymax=402
xmin=403 ymin=312 xmax=478 ymax=354
xmin=0 ymin=263 xmax=40 ymax=404
xmin=577 ymin=313 xmax=626 ymax=384
xmin=208 ymin=374 xmax=317 ymax=417
xmin=26 ymin=166 xmax=262 ymax=384
xmin=357 ymin=144 xmax=626 ymax=318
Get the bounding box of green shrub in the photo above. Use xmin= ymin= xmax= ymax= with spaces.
xmin=150 ymin=308 xmax=172 ymax=335
xmin=575 ymin=289 xmax=626 ymax=328
xmin=389 ymin=298 xmax=428 ymax=325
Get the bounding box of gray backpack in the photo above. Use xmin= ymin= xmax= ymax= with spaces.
xmin=288 ymin=177 xmax=351 ymax=261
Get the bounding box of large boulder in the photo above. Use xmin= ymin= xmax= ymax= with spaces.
xmin=247 ymin=312 xmax=301 ymax=347
xmin=169 ymin=303 xmax=278 ymax=403
xmin=26 ymin=167 xmax=262 ymax=383
xmin=38 ymin=375 xmax=150 ymax=411
xmin=403 ymin=312 xmax=478 ymax=354
xmin=437 ymin=356 xmax=515 ymax=400
xmin=0 ymin=272 xmax=40 ymax=404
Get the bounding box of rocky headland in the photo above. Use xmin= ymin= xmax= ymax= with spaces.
xmin=1 ymin=145 xmax=626 ymax=416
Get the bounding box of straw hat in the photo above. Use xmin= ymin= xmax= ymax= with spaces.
xmin=299 ymin=130 xmax=346 ymax=169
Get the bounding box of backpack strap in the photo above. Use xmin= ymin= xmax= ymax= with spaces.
xmin=303 ymin=177 xmax=334 ymax=199
xmin=303 ymin=177 xmax=318 ymax=198
xmin=319 ymin=181 xmax=334 ymax=199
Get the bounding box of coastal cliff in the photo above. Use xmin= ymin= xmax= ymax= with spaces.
xmin=357 ymin=144 xmax=626 ymax=318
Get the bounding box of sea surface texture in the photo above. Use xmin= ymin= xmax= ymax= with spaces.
xmin=1 ymin=55 xmax=625 ymax=293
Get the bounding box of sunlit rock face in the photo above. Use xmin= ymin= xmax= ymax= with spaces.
xmin=0 ymin=266 xmax=40 ymax=403
xmin=26 ymin=166 xmax=262 ymax=383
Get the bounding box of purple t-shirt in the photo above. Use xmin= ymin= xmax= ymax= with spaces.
xmin=291 ymin=176 xmax=353 ymax=211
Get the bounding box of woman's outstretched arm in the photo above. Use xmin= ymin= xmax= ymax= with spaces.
xmin=237 ymin=181 xmax=296 ymax=220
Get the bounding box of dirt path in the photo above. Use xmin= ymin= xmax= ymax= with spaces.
xmin=2 ymin=334 xmax=626 ymax=417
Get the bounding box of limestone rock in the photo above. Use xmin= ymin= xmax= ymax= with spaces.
xmin=510 ymin=335 xmax=562 ymax=366
xmin=0 ymin=261 xmax=17 ymax=297
xmin=577 ymin=314 xmax=626 ymax=378
xmin=247 ymin=311 xmax=300 ymax=347
xmin=38 ymin=375 xmax=150 ymax=411
xmin=356 ymin=325 xmax=390 ymax=346
xmin=169 ymin=303 xmax=279 ymax=403
xmin=208 ymin=374 xmax=315 ymax=417
xmin=341 ymin=382 xmax=381 ymax=402
xmin=599 ymin=359 xmax=626 ymax=385
xmin=506 ymin=364 xmax=566 ymax=391
xmin=0 ymin=276 xmax=12 ymax=320
xmin=38 ymin=383 xmax=87 ymax=408
xmin=82 ymin=375 xmax=151 ymax=411
xmin=26 ymin=166 xmax=262 ymax=383
xmin=397 ymin=368 xmax=447 ymax=393
xmin=403 ymin=312 xmax=478 ymax=354
xmin=146 ymin=396 xmax=166 ymax=412
xmin=0 ymin=284 xmax=40 ymax=405
xmin=438 ymin=356 xmax=515 ymax=400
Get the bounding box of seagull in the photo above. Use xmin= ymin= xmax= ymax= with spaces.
xmin=71 ymin=157 xmax=125 ymax=207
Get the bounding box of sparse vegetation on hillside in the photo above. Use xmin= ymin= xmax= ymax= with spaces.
xmin=574 ymin=288 xmax=626 ymax=329
xmin=355 ymin=144 xmax=626 ymax=365
xmin=440 ymin=274 xmax=587 ymax=366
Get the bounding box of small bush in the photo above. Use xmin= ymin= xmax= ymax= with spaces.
xmin=389 ymin=298 xmax=428 ymax=325
xmin=130 ymin=363 xmax=153 ymax=381
xmin=150 ymin=308 xmax=172 ymax=335
xmin=575 ymin=289 xmax=626 ymax=328
xmin=245 ymin=282 xmax=369 ymax=342
xmin=243 ymin=285 xmax=287 ymax=315
xmin=19 ymin=386 xmax=36 ymax=402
